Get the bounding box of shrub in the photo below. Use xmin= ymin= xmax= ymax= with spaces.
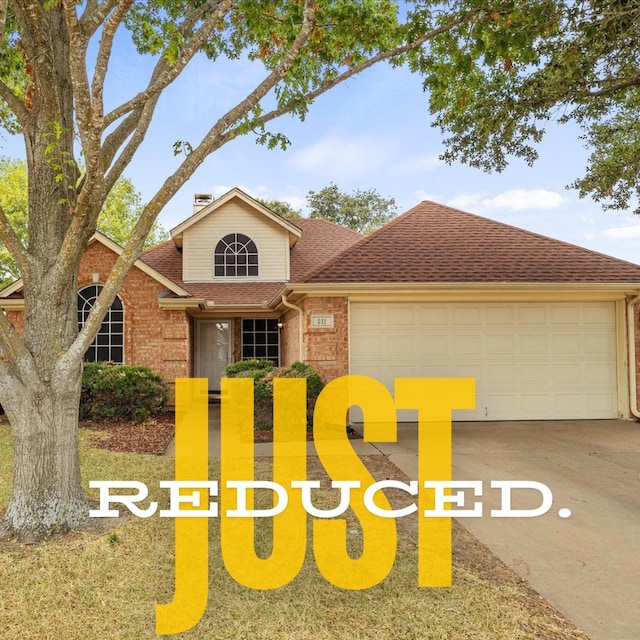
xmin=80 ymin=362 xmax=168 ymax=422
xmin=224 ymin=359 xmax=274 ymax=376
xmin=224 ymin=360 xmax=325 ymax=430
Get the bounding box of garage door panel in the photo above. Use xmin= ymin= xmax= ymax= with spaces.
xmin=350 ymin=301 xmax=618 ymax=421
xmin=521 ymin=364 xmax=550 ymax=385
xmin=419 ymin=306 xmax=449 ymax=325
xmin=387 ymin=335 xmax=416 ymax=356
xmin=486 ymin=306 xmax=514 ymax=325
xmin=385 ymin=305 xmax=416 ymax=325
xmin=586 ymin=363 xmax=616 ymax=384
xmin=552 ymin=334 xmax=581 ymax=354
xmin=487 ymin=335 xmax=516 ymax=355
xmin=453 ymin=306 xmax=481 ymax=325
xmin=586 ymin=393 xmax=617 ymax=414
xmin=520 ymin=335 xmax=548 ymax=355
xmin=553 ymin=363 xmax=583 ymax=384
xmin=584 ymin=334 xmax=616 ymax=354
xmin=519 ymin=306 xmax=547 ymax=324
xmin=553 ymin=393 xmax=584 ymax=414
xmin=453 ymin=335 xmax=483 ymax=356
xmin=486 ymin=364 xmax=518 ymax=385
xmin=551 ymin=306 xmax=580 ymax=324
xmin=420 ymin=335 xmax=450 ymax=356
xmin=584 ymin=304 xmax=614 ymax=324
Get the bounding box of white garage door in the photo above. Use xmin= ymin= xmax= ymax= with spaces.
xmin=350 ymin=302 xmax=618 ymax=420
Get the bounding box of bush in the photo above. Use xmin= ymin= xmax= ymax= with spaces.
xmin=224 ymin=360 xmax=325 ymax=430
xmin=80 ymin=362 xmax=168 ymax=422
xmin=225 ymin=359 xmax=274 ymax=376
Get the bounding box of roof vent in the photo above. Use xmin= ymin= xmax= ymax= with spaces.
xmin=193 ymin=193 xmax=213 ymax=214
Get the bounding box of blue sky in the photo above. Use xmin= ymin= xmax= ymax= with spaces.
xmin=2 ymin=35 xmax=639 ymax=264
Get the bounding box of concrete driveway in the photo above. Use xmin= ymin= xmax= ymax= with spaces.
xmin=374 ymin=419 xmax=640 ymax=640
xmin=176 ymin=410 xmax=640 ymax=638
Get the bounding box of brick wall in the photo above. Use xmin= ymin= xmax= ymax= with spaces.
xmin=280 ymin=307 xmax=301 ymax=366
xmin=301 ymin=296 xmax=349 ymax=383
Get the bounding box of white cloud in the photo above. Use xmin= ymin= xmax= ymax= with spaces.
xmin=446 ymin=192 xmax=489 ymax=211
xmin=486 ymin=189 xmax=567 ymax=211
xmin=291 ymin=135 xmax=384 ymax=178
xmin=604 ymin=224 xmax=640 ymax=239
xmin=447 ymin=189 xmax=567 ymax=213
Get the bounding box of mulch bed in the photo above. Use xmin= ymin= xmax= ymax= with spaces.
xmin=82 ymin=412 xmax=176 ymax=455
xmin=83 ymin=413 xmax=362 ymax=454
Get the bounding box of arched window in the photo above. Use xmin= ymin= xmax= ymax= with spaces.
xmin=214 ymin=233 xmax=259 ymax=277
xmin=77 ymin=285 xmax=124 ymax=363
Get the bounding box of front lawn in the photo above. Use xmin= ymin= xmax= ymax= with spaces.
xmin=0 ymin=423 xmax=590 ymax=639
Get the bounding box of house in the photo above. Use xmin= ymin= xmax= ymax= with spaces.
xmin=3 ymin=187 xmax=640 ymax=421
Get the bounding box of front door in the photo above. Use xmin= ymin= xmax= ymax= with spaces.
xmin=196 ymin=320 xmax=232 ymax=392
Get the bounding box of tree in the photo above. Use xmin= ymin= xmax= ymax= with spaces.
xmin=416 ymin=1 xmax=640 ymax=212
xmin=0 ymin=158 xmax=167 ymax=286
xmin=0 ymin=0 xmax=482 ymax=541
xmin=307 ymin=183 xmax=397 ymax=233
xmin=258 ymin=197 xmax=302 ymax=219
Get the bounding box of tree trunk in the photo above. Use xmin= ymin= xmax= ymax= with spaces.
xmin=1 ymin=366 xmax=89 ymax=542
xmin=0 ymin=4 xmax=96 ymax=542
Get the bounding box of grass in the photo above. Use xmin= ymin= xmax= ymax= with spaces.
xmin=0 ymin=424 xmax=590 ymax=640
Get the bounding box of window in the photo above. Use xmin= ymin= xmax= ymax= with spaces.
xmin=77 ymin=285 xmax=124 ymax=363
xmin=242 ymin=319 xmax=279 ymax=364
xmin=214 ymin=233 xmax=258 ymax=277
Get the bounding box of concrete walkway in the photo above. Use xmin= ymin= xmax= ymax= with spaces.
xmin=166 ymin=408 xmax=640 ymax=640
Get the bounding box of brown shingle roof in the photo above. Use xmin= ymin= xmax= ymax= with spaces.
xmin=289 ymin=218 xmax=363 ymax=281
xmin=306 ymin=201 xmax=640 ymax=283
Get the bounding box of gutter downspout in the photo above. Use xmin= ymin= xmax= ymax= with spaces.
xmin=282 ymin=293 xmax=304 ymax=362
xmin=627 ymin=294 xmax=640 ymax=419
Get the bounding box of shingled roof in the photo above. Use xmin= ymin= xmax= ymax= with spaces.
xmin=305 ymin=201 xmax=640 ymax=284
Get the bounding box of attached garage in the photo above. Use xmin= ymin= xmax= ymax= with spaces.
xmin=350 ymin=300 xmax=620 ymax=421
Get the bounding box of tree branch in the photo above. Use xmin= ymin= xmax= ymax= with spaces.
xmin=103 ymin=0 xmax=237 ymax=129
xmin=0 ymin=204 xmax=28 ymax=277
xmin=103 ymin=97 xmax=159 ymax=195
xmin=90 ymin=0 xmax=135 ymax=121
xmin=60 ymin=0 xmax=319 ymax=366
xmin=224 ymin=9 xmax=481 ymax=142
xmin=62 ymin=0 xmax=93 ymax=154
xmin=584 ymin=76 xmax=640 ymax=99
xmin=100 ymin=108 xmax=142 ymax=170
xmin=0 ymin=307 xmax=35 ymax=386
xmin=79 ymin=0 xmax=120 ymax=36
xmin=0 ymin=79 xmax=29 ymax=127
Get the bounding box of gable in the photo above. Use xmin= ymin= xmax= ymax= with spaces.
xmin=180 ymin=195 xmax=294 ymax=283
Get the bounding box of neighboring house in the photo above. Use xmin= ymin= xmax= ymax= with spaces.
xmin=3 ymin=186 xmax=640 ymax=421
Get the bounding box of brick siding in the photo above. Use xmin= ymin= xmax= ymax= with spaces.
xmin=300 ymin=296 xmax=349 ymax=383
